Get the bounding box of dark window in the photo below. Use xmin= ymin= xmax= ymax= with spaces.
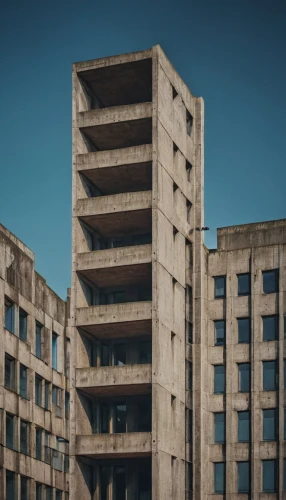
xmin=35 ymin=322 xmax=42 ymax=358
xmin=5 ymin=298 xmax=15 ymax=333
xmin=20 ymin=364 xmax=28 ymax=399
xmin=114 ymin=343 xmax=126 ymax=366
xmin=214 ymin=320 xmax=225 ymax=346
xmin=263 ymin=315 xmax=279 ymax=341
xmin=36 ymin=483 xmax=42 ymax=500
xmin=52 ymin=386 xmax=61 ymax=417
xmin=237 ymin=461 xmax=250 ymax=493
xmin=65 ymin=392 xmax=70 ymax=419
xmin=44 ymin=381 xmax=50 ymax=410
xmin=138 ymin=463 xmax=152 ymax=500
xmin=214 ymin=365 xmax=225 ymax=394
xmin=284 ymin=360 xmax=286 ymax=389
xmin=238 ymin=363 xmax=250 ymax=392
xmin=214 ymin=276 xmax=226 ymax=299
xmin=263 ymin=409 xmax=277 ymax=441
xmin=187 ymin=362 xmax=192 ymax=390
xmin=35 ymin=375 xmax=42 ymax=406
xmin=237 ymin=273 xmax=250 ymax=296
xmin=52 ymin=333 xmax=58 ymax=370
xmin=101 ymin=403 xmax=109 ymax=433
xmin=115 ymin=403 xmax=127 ymax=433
xmin=101 ymin=343 xmax=110 ymax=366
xmin=20 ymin=476 xmax=28 ymax=500
xmin=214 ymin=413 xmax=225 ymax=444
xmin=284 ymin=408 xmax=286 ymax=440
xmin=263 ymin=361 xmax=277 ymax=391
xmin=114 ymin=466 xmax=126 ymax=500
xmin=20 ymin=420 xmax=29 ymax=454
xmin=44 ymin=432 xmax=51 ymax=464
xmin=46 ymin=487 xmax=52 ymax=500
xmin=263 ymin=269 xmax=279 ymax=294
xmin=100 ymin=466 xmax=109 ymax=500
xmin=262 ymin=459 xmax=277 ymax=492
xmin=5 ymin=354 xmax=15 ymax=391
xmin=284 ymin=459 xmax=286 ymax=491
xmin=6 ymin=470 xmax=16 ymax=500
xmin=284 ymin=315 xmax=286 ymax=339
xmin=36 ymin=428 xmax=42 ymax=460
xmin=56 ymin=491 xmax=62 ymax=500
xmin=139 ymin=341 xmax=152 ymax=364
xmin=138 ymin=398 xmax=151 ymax=432
xmin=186 ymin=160 xmax=192 ymax=182
xmin=6 ymin=413 xmax=15 ymax=450
xmin=214 ymin=462 xmax=225 ymax=494
xmin=19 ymin=308 xmax=27 ymax=341
xmin=238 ymin=411 xmax=250 ymax=442
xmin=238 ymin=318 xmax=250 ymax=343
xmin=186 ymin=110 xmax=193 ymax=136
xmin=187 ymin=322 xmax=193 ymax=344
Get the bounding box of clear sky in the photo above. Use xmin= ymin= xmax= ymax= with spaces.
xmin=0 ymin=0 xmax=285 ymax=299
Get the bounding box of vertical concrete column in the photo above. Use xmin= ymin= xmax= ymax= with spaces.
xmin=251 ymin=254 xmax=260 ymax=499
xmin=225 ymin=272 xmax=234 ymax=497
xmin=278 ymin=245 xmax=284 ymax=500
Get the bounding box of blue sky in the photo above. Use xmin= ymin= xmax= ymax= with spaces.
xmin=0 ymin=0 xmax=285 ymax=299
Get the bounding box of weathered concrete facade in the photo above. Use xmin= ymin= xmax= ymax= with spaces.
xmin=0 ymin=224 xmax=70 ymax=499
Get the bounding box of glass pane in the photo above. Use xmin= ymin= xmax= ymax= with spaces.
xmin=263 ymin=270 xmax=278 ymax=294
xmin=19 ymin=309 xmax=27 ymax=341
xmin=21 ymin=476 xmax=28 ymax=500
xmin=100 ymin=466 xmax=109 ymax=500
xmin=5 ymin=300 xmax=14 ymax=333
xmin=238 ymin=273 xmax=250 ymax=296
xmin=138 ymin=397 xmax=151 ymax=432
xmin=214 ymin=413 xmax=225 ymax=443
xmin=238 ymin=363 xmax=250 ymax=392
xmin=114 ymin=467 xmax=126 ymax=500
xmin=214 ymin=366 xmax=225 ymax=394
xmin=263 ymin=316 xmax=278 ymax=341
xmin=20 ymin=420 xmax=28 ymax=454
xmin=36 ymin=484 xmax=42 ymax=500
xmin=238 ymin=318 xmax=250 ymax=343
xmin=45 ymin=382 xmax=49 ymax=409
xmin=101 ymin=344 xmax=110 ymax=366
xmin=6 ymin=414 xmax=14 ymax=449
xmin=20 ymin=365 xmax=27 ymax=398
xmin=139 ymin=341 xmax=152 ymax=364
xmin=36 ymin=323 xmax=42 ymax=358
xmin=6 ymin=470 xmax=16 ymax=500
xmin=115 ymin=404 xmax=126 ymax=433
xmin=52 ymin=333 xmax=58 ymax=370
xmin=215 ymin=321 xmax=225 ymax=346
xmin=263 ymin=361 xmax=276 ymax=391
xmin=284 ymin=459 xmax=286 ymax=491
xmin=46 ymin=487 xmax=52 ymax=500
xmin=35 ymin=377 xmax=42 ymax=405
xmin=138 ymin=463 xmax=152 ymax=500
xmin=238 ymin=462 xmax=249 ymax=492
xmin=214 ymin=462 xmax=225 ymax=494
xmin=263 ymin=460 xmax=277 ymax=492
xmin=101 ymin=404 xmax=109 ymax=433
xmin=263 ymin=409 xmax=276 ymax=441
xmin=114 ymin=344 xmax=126 ymax=366
xmin=238 ymin=411 xmax=250 ymax=442
xmin=36 ymin=429 xmax=42 ymax=460
xmin=214 ymin=276 xmax=225 ymax=298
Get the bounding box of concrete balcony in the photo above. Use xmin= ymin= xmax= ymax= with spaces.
xmin=77 ymin=144 xmax=152 ymax=195
xmin=77 ymin=244 xmax=152 ymax=288
xmin=76 ymin=301 xmax=152 ymax=339
xmin=75 ymin=432 xmax=152 ymax=458
xmin=78 ymin=102 xmax=152 ymax=150
xmin=76 ymin=191 xmax=152 ymax=238
xmin=76 ymin=364 xmax=152 ymax=396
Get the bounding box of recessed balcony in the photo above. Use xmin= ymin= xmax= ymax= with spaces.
xmin=75 ymin=432 xmax=152 ymax=458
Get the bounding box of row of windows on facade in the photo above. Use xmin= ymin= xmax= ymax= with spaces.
xmin=4 ymin=353 xmax=70 ymax=417
xmin=214 ymin=314 xmax=286 ymax=346
xmin=5 ymin=413 xmax=69 ymax=471
xmin=213 ymin=459 xmax=286 ymax=494
xmin=6 ymin=471 xmax=67 ymax=500
xmin=214 ymin=269 xmax=279 ymax=298
xmin=5 ymin=297 xmax=60 ymax=370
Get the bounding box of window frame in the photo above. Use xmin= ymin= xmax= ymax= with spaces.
xmin=238 ymin=410 xmax=250 ymax=443
xmin=262 ymin=459 xmax=277 ymax=493
xmin=237 ymin=461 xmax=250 ymax=493
xmin=262 ymin=269 xmax=279 ymax=294
xmin=5 ymin=297 xmax=15 ymax=333
xmin=237 ymin=273 xmax=251 ymax=296
xmin=20 ymin=364 xmax=28 ymax=399
xmin=5 ymin=353 xmax=16 ymax=392
xmin=238 ymin=363 xmax=250 ymax=393
xmin=237 ymin=317 xmax=250 ymax=344
xmin=214 ymin=320 xmax=225 ymax=346
xmin=52 ymin=332 xmax=58 ymax=370
xmin=263 ymin=408 xmax=277 ymax=442
xmin=19 ymin=308 xmax=28 ymax=342
xmin=262 ymin=315 xmax=279 ymax=342
xmin=214 ymin=276 xmax=226 ymax=299
xmin=20 ymin=419 xmax=29 ymax=455
xmin=263 ymin=360 xmax=277 ymax=391
xmin=214 ymin=462 xmax=225 ymax=494
xmin=214 ymin=365 xmax=225 ymax=394
xmin=214 ymin=412 xmax=225 ymax=444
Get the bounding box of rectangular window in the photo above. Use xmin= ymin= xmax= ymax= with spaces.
xmin=262 ymin=459 xmax=277 ymax=492
xmin=284 ymin=459 xmax=286 ymax=491
xmin=44 ymin=431 xmax=51 ymax=464
xmin=6 ymin=470 xmax=16 ymax=500
xmin=114 ymin=343 xmax=126 ymax=366
xmin=56 ymin=491 xmax=62 ymax=500
xmin=35 ymin=375 xmax=42 ymax=406
xmin=19 ymin=308 xmax=28 ymax=341
xmin=44 ymin=381 xmax=50 ymax=410
xmin=6 ymin=413 xmax=15 ymax=450
xmin=139 ymin=341 xmax=152 ymax=364
xmin=214 ymin=413 xmax=225 ymax=444
xmin=237 ymin=273 xmax=250 ymax=296
xmin=101 ymin=343 xmax=110 ymax=366
xmin=114 ymin=466 xmax=126 ymax=500
xmin=20 ymin=476 xmax=28 ymax=500
xmin=263 ymin=269 xmax=279 ymax=294
xmin=187 ymin=361 xmax=192 ymax=391
xmin=52 ymin=332 xmax=58 ymax=370
xmin=238 ymin=363 xmax=250 ymax=392
xmin=214 ymin=276 xmax=226 ymax=299
xmin=238 ymin=317 xmax=250 ymax=343
xmin=263 ymin=315 xmax=279 ymax=341
xmin=20 ymin=364 xmax=28 ymax=399
xmin=284 ymin=359 xmax=286 ymax=389
xmin=284 ymin=408 xmax=286 ymax=440
xmin=263 ymin=409 xmax=277 ymax=441
xmin=238 ymin=411 xmax=250 ymax=442
xmin=263 ymin=361 xmax=277 ymax=391
xmin=115 ymin=403 xmax=127 ymax=433
xmin=46 ymin=487 xmax=52 ymax=500
xmin=237 ymin=461 xmax=250 ymax=493
xmin=36 ymin=428 xmax=42 ymax=460
xmin=186 ymin=110 xmax=193 ymax=136
xmin=36 ymin=483 xmax=42 ymax=500
xmin=52 ymin=386 xmax=61 ymax=417
xmin=5 ymin=297 xmax=15 ymax=333
xmin=214 ymin=462 xmax=225 ymax=494
xmin=214 ymin=320 xmax=225 ymax=346
xmin=35 ymin=321 xmax=43 ymax=358
xmin=65 ymin=391 xmax=70 ymax=419
xmin=20 ymin=419 xmax=29 ymax=454
xmin=5 ymin=354 xmax=16 ymax=391
xmin=214 ymin=365 xmax=225 ymax=394
xmin=284 ymin=315 xmax=286 ymax=339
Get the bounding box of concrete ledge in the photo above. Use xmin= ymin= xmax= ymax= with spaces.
xmin=76 ymin=191 xmax=152 ymax=217
xmin=76 ymin=301 xmax=152 ymax=327
xmin=77 ymin=144 xmax=152 ymax=170
xmin=75 ymin=432 xmax=152 ymax=458
xmin=78 ymin=102 xmax=152 ymax=129
xmin=77 ymin=245 xmax=152 ymax=272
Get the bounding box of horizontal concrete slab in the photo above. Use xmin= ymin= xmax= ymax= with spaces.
xmin=75 ymin=432 xmax=152 ymax=458
xmin=77 ymin=191 xmax=152 ymax=218
xmin=78 ymin=102 xmax=152 ymax=129
xmin=77 ymin=144 xmax=152 ymax=171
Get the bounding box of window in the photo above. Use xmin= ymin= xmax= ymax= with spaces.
xmin=214 ymin=320 xmax=225 ymax=346
xmin=263 ymin=315 xmax=278 ymax=341
xmin=263 ymin=361 xmax=277 ymax=391
xmin=36 ymin=428 xmax=42 ymax=460
xmin=20 ymin=364 xmax=28 ymax=399
xmin=20 ymin=419 xmax=29 ymax=454
xmin=65 ymin=392 xmax=70 ymax=419
xmin=187 ymin=361 xmax=192 ymax=391
xmin=284 ymin=408 xmax=286 ymax=440
xmin=114 ymin=466 xmax=126 ymax=500
xmin=238 ymin=317 xmax=250 ymax=343
xmin=46 ymin=487 xmax=52 ymax=500
xmin=263 ymin=409 xmax=277 ymax=441
xmin=52 ymin=385 xmax=62 ymax=417
xmin=35 ymin=375 xmax=42 ymax=406
xmin=5 ymin=354 xmax=16 ymax=391
xmin=284 ymin=360 xmax=286 ymax=389
xmin=214 ymin=413 xmax=225 ymax=444
xmin=186 ymin=110 xmax=193 ymax=136
xmin=44 ymin=431 xmax=51 ymax=464
xmin=187 ymin=322 xmax=193 ymax=344
xmin=5 ymin=297 xmax=15 ymax=333
xmin=6 ymin=413 xmax=15 ymax=450
xmin=44 ymin=381 xmax=50 ymax=410
xmin=101 ymin=343 xmax=110 ymax=366
xmin=284 ymin=459 xmax=286 ymax=491
xmin=139 ymin=341 xmax=152 ymax=364
xmin=284 ymin=315 xmax=286 ymax=339
xmin=263 ymin=269 xmax=279 ymax=294
xmin=262 ymin=459 xmax=277 ymax=492
xmin=114 ymin=343 xmax=126 ymax=366
xmin=237 ymin=462 xmax=250 ymax=493
xmin=214 ymin=462 xmax=225 ymax=494
xmin=20 ymin=476 xmax=28 ymax=500
xmin=6 ymin=470 xmax=16 ymax=500
xmin=237 ymin=273 xmax=250 ymax=296
xmin=52 ymin=333 xmax=58 ymax=370
xmin=115 ymin=403 xmax=127 ymax=433
xmin=186 ymin=160 xmax=192 ymax=182
xmin=56 ymin=491 xmax=62 ymax=500
xmin=35 ymin=321 xmax=43 ymax=358
xmin=19 ymin=308 xmax=28 ymax=341
xmin=101 ymin=403 xmax=109 ymax=434
xmin=238 ymin=363 xmax=250 ymax=392
xmin=36 ymin=483 xmax=43 ymax=500
xmin=214 ymin=276 xmax=226 ymax=299
xmin=238 ymin=411 xmax=250 ymax=442
xmin=214 ymin=365 xmax=225 ymax=394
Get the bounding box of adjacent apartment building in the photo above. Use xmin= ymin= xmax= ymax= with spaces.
xmin=0 ymin=224 xmax=70 ymax=499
